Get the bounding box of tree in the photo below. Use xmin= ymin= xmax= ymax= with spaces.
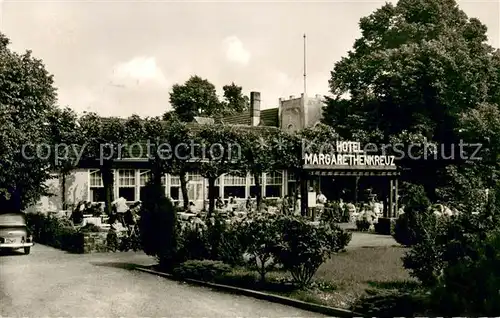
xmin=142 ymin=116 xmax=168 ymax=198
xmin=0 ymin=32 xmax=58 ymax=211
xmin=269 ymin=130 xmax=302 ymax=201
xmin=323 ymin=0 xmax=500 ymax=198
xmin=194 ymin=124 xmax=241 ymax=216
xmin=167 ymin=77 xmax=251 ymax=122
xmin=46 ymin=107 xmax=82 ymax=210
xmin=78 ymin=114 xmax=131 ymax=215
xmin=238 ymin=128 xmax=276 ymax=209
xmin=168 ymin=76 xmax=221 ymax=122
xmin=222 ymin=82 xmax=249 ymax=114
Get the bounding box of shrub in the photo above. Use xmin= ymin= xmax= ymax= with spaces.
xmin=430 ymin=229 xmax=500 ymax=316
xmin=26 ymin=213 xmax=83 ymax=253
xmin=176 ymin=220 xmax=210 ymax=261
xmin=205 ymin=212 xmax=228 ymax=260
xmin=172 ymin=260 xmax=232 ymax=282
xmin=238 ymin=214 xmax=282 ymax=283
xmin=218 ymin=223 xmax=247 ymax=267
xmin=403 ymin=185 xmax=500 ymax=287
xmin=139 ymin=181 xmax=179 ymax=270
xmin=392 ymin=183 xmax=431 ymax=246
xmin=275 ymin=216 xmax=351 ymax=288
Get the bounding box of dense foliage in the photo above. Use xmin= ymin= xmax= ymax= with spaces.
xmin=167 ymin=76 xmax=249 ymax=122
xmin=172 ymin=260 xmax=232 ymax=282
xmin=275 ymin=216 xmax=351 ymax=287
xmin=0 ymin=32 xmax=58 ymax=211
xmin=139 ymin=182 xmax=179 ymax=269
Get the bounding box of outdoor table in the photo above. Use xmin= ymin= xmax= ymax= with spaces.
xmin=178 ymin=212 xmax=197 ymax=220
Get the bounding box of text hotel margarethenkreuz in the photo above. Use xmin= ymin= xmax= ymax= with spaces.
xmin=303 ymin=141 xmax=396 ymax=167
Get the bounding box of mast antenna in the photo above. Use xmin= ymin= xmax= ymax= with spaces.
xmin=303 ymin=33 xmax=307 ymax=96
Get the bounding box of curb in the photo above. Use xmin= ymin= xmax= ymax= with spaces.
xmin=134 ymin=265 xmax=362 ymax=317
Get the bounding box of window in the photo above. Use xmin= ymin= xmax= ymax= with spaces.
xmin=265 ymin=171 xmax=282 ymax=198
xmin=169 ymin=175 xmax=182 ymax=201
xmin=139 ymin=170 xmax=166 ymax=201
xmin=187 ymin=172 xmax=203 ymax=182
xmin=89 ymin=169 xmax=105 ymax=202
xmin=169 ymin=173 xmax=204 ymax=202
xmin=223 ymin=174 xmax=246 ymax=198
xmin=118 ymin=169 xmax=136 ymax=201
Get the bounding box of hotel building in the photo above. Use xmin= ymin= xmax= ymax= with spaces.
xmin=27 ymin=92 xmax=326 ymax=213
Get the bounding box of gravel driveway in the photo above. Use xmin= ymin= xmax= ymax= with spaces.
xmin=0 ymin=245 xmax=325 ymax=317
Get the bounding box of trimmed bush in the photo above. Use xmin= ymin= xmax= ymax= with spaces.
xmin=26 ymin=213 xmax=83 ymax=253
xmin=139 ymin=181 xmax=180 ymax=270
xmin=173 ymin=260 xmax=232 ymax=282
xmin=392 ymin=183 xmax=431 ymax=246
xmin=275 ymin=216 xmax=351 ymax=288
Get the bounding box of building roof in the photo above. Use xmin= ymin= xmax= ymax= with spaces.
xmin=222 ymin=108 xmax=279 ymax=127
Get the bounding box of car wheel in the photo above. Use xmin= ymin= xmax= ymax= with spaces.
xmin=24 ymin=247 xmax=31 ymax=255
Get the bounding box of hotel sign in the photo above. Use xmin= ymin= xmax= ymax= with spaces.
xmin=303 ymin=141 xmax=396 ymax=167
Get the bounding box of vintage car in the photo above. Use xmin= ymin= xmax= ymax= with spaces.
xmin=0 ymin=212 xmax=34 ymax=254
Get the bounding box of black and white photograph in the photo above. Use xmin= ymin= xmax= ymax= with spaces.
xmin=1 ymin=0 xmax=500 ymax=316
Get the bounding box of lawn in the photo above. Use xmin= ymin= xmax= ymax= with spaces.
xmin=296 ymin=246 xmax=414 ymax=308
xmin=215 ymin=244 xmax=417 ymax=311
xmin=279 ymin=245 xmax=416 ymax=309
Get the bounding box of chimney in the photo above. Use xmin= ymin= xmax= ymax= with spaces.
xmin=250 ymin=91 xmax=261 ymax=126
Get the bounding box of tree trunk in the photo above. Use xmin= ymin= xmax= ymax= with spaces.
xmin=300 ymin=171 xmax=308 ymax=217
xmin=101 ymin=164 xmax=114 ymax=216
xmin=152 ymin=163 xmax=165 ymax=199
xmin=180 ymin=170 xmax=189 ymax=210
xmin=61 ymin=172 xmax=67 ymax=210
xmin=207 ymin=177 xmax=216 ymax=217
xmin=254 ymin=174 xmax=262 ymax=211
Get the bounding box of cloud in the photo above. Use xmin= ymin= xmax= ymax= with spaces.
xmin=223 ymin=36 xmax=251 ymax=65
xmin=111 ymin=56 xmax=168 ymax=87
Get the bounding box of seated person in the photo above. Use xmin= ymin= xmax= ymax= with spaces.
xmin=71 ymin=204 xmax=84 ymax=225
xmin=245 ymin=197 xmax=252 ymax=211
xmin=216 ymin=197 xmax=224 ymax=209
xmin=187 ymin=201 xmax=198 ymax=213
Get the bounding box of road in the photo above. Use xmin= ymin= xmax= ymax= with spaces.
xmin=0 ymin=244 xmax=324 ymax=317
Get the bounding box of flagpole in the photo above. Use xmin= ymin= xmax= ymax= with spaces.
xmin=303 ymin=34 xmax=307 ymax=96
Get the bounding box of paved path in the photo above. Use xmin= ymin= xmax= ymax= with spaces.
xmin=347 ymin=232 xmax=397 ymax=249
xmin=0 ymin=245 xmax=324 ymax=317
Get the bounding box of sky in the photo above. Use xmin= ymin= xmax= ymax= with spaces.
xmin=0 ymin=0 xmax=499 ymax=118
